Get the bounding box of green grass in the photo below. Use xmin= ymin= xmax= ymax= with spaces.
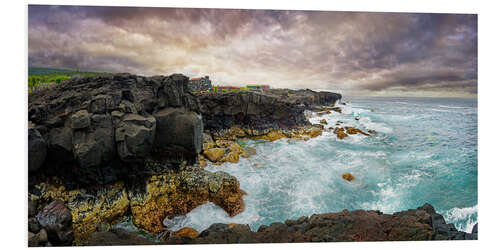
xmin=28 ymin=67 xmax=111 ymax=92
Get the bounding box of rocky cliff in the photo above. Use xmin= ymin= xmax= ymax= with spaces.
xmin=198 ymin=89 xmax=341 ymax=134
xmin=28 ymin=73 xmax=204 ymax=185
xmin=28 ymin=73 xmax=246 ymax=246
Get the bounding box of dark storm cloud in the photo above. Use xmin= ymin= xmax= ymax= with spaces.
xmin=28 ymin=5 xmax=477 ymax=97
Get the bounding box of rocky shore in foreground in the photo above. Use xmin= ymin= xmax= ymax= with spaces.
xmin=28 ymin=73 xmax=476 ymax=246
xmin=85 ymin=203 xmax=477 ymax=246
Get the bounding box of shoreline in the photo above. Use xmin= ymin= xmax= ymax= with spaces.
xmin=27 ymin=73 xmax=477 ymax=246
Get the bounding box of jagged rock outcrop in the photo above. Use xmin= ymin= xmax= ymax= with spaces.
xmin=36 ymin=200 xmax=74 ymax=246
xmin=198 ymin=92 xmax=310 ymax=133
xmin=197 ymin=89 xmax=340 ymax=142
xmin=28 ymin=73 xmax=202 ymax=184
xmin=267 ymin=88 xmax=342 ymax=109
xmin=165 ymin=203 xmax=477 ymax=244
xmin=29 ymin=169 xmax=246 ymax=245
xmin=128 ymin=169 xmax=246 ymax=233
xmin=28 ymin=73 xmax=247 ymax=246
xmin=88 ymin=228 xmax=159 ymax=246
xmin=28 ymin=122 xmax=47 ymax=172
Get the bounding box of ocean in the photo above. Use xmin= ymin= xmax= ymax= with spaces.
xmin=162 ymin=96 xmax=478 ymax=234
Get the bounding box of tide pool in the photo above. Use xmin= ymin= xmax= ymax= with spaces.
xmin=166 ymin=96 xmax=478 ymax=233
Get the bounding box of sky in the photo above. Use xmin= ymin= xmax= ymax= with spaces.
xmin=28 ymin=5 xmax=477 ymax=97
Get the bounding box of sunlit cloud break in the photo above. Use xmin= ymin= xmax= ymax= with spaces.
xmin=28 ymin=5 xmax=477 ymax=97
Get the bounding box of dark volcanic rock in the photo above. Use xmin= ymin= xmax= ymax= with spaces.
xmin=28 ymin=124 xmax=47 ymax=172
xmin=28 ymin=73 xmax=202 ymax=184
xmin=169 ymin=204 xmax=476 ymax=244
xmin=154 ymin=108 xmax=203 ymax=156
xmin=198 ymin=92 xmax=310 ymax=132
xmin=36 ymin=200 xmax=74 ymax=246
xmin=115 ymin=114 xmax=156 ymax=162
xmin=88 ymin=228 xmax=159 ymax=246
xmin=198 ymin=89 xmax=341 ymax=133
xmin=267 ymin=88 xmax=342 ymax=108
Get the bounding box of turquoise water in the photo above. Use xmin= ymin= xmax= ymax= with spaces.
xmin=165 ymin=97 xmax=478 ymax=233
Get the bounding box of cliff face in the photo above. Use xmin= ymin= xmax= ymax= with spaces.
xmin=28 ymin=73 xmax=247 ymax=246
xmin=28 ymin=73 xmax=204 ymax=185
xmin=198 ymin=89 xmax=342 ymax=133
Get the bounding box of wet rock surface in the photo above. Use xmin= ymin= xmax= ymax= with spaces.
xmin=35 ymin=200 xmax=74 ymax=246
xmin=28 ymin=73 xmax=476 ymax=246
xmin=165 ymin=203 xmax=476 ymax=244
xmin=88 ymin=228 xmax=159 ymax=246
xmin=128 ymin=169 xmax=246 ymax=233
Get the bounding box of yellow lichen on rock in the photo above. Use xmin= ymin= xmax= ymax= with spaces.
xmin=173 ymin=227 xmax=199 ymax=239
xmin=228 ymin=142 xmax=244 ymax=153
xmin=199 ymin=156 xmax=208 ymax=167
xmin=304 ymin=126 xmax=323 ymax=138
xmin=253 ymin=130 xmax=286 ymax=142
xmin=203 ymin=141 xmax=215 ymax=151
xmin=69 ymin=183 xmax=130 ymax=245
xmin=203 ymin=148 xmax=225 ymax=162
xmin=129 ymin=170 xmax=247 ymax=233
xmin=345 ymin=126 xmax=370 ymax=136
xmin=334 ymin=127 xmax=348 ymax=139
xmin=34 ymin=181 xmax=131 ymax=245
xmin=342 ymin=173 xmax=355 ymax=181
xmin=222 ymin=151 xmax=240 ymax=163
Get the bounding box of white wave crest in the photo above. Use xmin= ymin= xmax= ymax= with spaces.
xmin=442 ymin=205 xmax=478 ymax=233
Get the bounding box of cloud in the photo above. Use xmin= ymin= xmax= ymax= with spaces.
xmin=28 ymin=5 xmax=477 ymax=97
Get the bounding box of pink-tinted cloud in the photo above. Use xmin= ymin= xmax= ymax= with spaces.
xmin=28 ymin=5 xmax=477 ymax=97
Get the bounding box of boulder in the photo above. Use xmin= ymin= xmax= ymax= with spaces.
xmin=28 ymin=198 xmax=38 ymax=217
xmin=203 ymin=148 xmax=225 ymax=162
xmin=36 ymin=200 xmax=74 ymax=246
xmin=70 ymin=110 xmax=90 ymax=129
xmin=304 ymin=126 xmax=323 ymax=138
xmin=28 ymin=125 xmax=47 ymax=172
xmin=173 ymin=227 xmax=200 ymax=239
xmin=72 ymin=131 xmax=102 ymax=168
xmin=199 ymin=158 xmax=208 ymax=167
xmin=88 ymin=228 xmax=158 ymax=246
xmin=28 ymin=217 xmax=41 ymax=233
xmin=47 ymin=127 xmax=73 ymax=164
xmin=222 ymin=151 xmax=240 ymax=163
xmin=228 ymin=142 xmax=243 ymax=153
xmin=89 ymin=95 xmax=114 ymax=114
xmin=28 ymin=228 xmax=48 ymax=247
xmin=115 ymin=114 xmax=156 ymax=161
xmin=342 ymin=173 xmax=355 ymax=181
xmin=320 ymin=119 xmax=328 ymax=125
xmin=241 ymin=147 xmax=257 ymax=158
xmin=154 ymin=108 xmax=203 ymax=154
xmin=128 ymin=170 xmax=246 ymax=233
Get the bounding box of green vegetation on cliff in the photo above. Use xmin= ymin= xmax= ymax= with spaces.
xmin=28 ymin=67 xmax=110 ymax=92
